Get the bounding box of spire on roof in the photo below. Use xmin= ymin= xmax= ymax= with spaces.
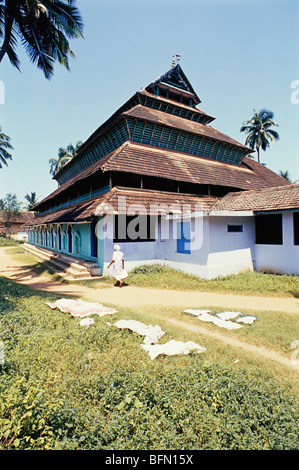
xmin=172 ymin=54 xmax=181 ymax=67
xmin=146 ymin=62 xmax=201 ymax=106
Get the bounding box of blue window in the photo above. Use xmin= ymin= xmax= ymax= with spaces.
xmin=177 ymin=222 xmax=191 ymax=254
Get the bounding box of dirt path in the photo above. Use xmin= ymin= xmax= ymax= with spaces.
xmin=1 ymin=247 xmax=299 ymax=370
xmin=0 ymin=247 xmax=298 ymax=313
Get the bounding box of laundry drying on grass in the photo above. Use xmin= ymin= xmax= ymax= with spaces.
xmin=46 ymin=298 xmax=117 ymax=318
xmin=79 ymin=317 xmax=95 ymax=328
xmin=215 ymin=311 xmax=243 ymax=320
xmin=184 ymin=308 xmax=257 ymax=329
xmin=236 ymin=315 xmax=258 ymax=325
xmin=110 ymin=319 xmax=206 ymax=360
xmin=184 ymin=308 xmax=212 ymax=317
xmin=111 ymin=319 xmax=165 ymax=345
xmin=141 ymin=340 xmax=206 ymax=360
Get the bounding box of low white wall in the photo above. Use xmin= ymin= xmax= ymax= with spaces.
xmin=255 ymin=212 xmax=299 ymax=275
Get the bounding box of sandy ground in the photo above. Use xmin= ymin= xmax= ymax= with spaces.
xmin=0 ymin=247 xmax=298 ymax=313
xmin=0 ymin=246 xmax=298 ymax=370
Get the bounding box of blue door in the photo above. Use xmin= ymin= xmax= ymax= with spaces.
xmin=90 ymin=218 xmax=98 ymax=258
xmin=177 ymin=221 xmax=191 ymax=254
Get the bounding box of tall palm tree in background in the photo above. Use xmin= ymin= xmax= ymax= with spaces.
xmin=0 ymin=0 xmax=84 ymax=79
xmin=240 ymin=109 xmax=279 ymax=163
xmin=0 ymin=126 xmax=13 ymax=168
xmin=24 ymin=191 xmax=39 ymax=209
xmin=49 ymin=140 xmax=82 ymax=176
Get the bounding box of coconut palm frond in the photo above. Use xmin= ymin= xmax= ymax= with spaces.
xmin=240 ymin=109 xmax=279 ymax=163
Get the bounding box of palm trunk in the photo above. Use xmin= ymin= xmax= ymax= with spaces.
xmin=257 ymin=147 xmax=260 ymax=164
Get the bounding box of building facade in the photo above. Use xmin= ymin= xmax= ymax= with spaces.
xmin=28 ymin=65 xmax=299 ymax=278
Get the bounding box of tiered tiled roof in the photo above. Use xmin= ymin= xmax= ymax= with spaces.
xmin=101 ymin=142 xmax=287 ymax=190
xmin=52 ymin=64 xmax=254 ymax=185
xmin=123 ymin=106 xmax=250 ymax=151
xmin=29 ymin=187 xmax=218 ymax=226
xmin=32 ymin=141 xmax=289 ymax=214
xmin=30 ymin=64 xmax=297 ymax=226
xmin=29 ymin=183 xmax=299 ymax=227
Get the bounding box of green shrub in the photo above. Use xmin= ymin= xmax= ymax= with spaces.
xmin=0 ymin=377 xmax=66 ymax=449
xmin=0 ymin=237 xmax=20 ymax=247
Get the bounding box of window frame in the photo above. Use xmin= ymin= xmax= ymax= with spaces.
xmin=255 ymin=213 xmax=283 ymax=245
xmin=227 ymin=224 xmax=243 ymax=233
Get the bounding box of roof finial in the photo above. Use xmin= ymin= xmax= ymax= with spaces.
xmin=172 ymin=54 xmax=181 ymax=67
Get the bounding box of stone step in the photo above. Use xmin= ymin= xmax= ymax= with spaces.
xmin=23 ymin=243 xmax=102 ymax=279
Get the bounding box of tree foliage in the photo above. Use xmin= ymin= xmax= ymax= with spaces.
xmin=0 ymin=126 xmax=13 ymax=168
xmin=24 ymin=191 xmax=39 ymax=210
xmin=0 ymin=193 xmax=22 ymax=235
xmin=0 ymin=0 xmax=84 ymax=79
xmin=49 ymin=140 xmax=82 ymax=176
xmin=240 ymin=109 xmax=279 ymax=163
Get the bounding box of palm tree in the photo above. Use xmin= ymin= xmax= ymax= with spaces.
xmin=24 ymin=191 xmax=39 ymax=209
xmin=0 ymin=0 xmax=83 ymax=79
xmin=0 ymin=126 xmax=13 ymax=168
xmin=49 ymin=140 xmax=82 ymax=176
xmin=279 ymin=170 xmax=299 ymax=184
xmin=240 ymin=109 xmax=279 ymax=163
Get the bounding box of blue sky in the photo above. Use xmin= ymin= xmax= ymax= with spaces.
xmin=0 ymin=0 xmax=298 ymax=206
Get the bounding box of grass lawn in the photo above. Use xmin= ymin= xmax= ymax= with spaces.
xmin=78 ymin=264 xmax=299 ymax=298
xmin=0 ymin=276 xmax=298 ymax=450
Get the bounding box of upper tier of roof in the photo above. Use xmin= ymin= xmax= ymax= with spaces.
xmin=53 ymin=64 xmax=253 ymax=185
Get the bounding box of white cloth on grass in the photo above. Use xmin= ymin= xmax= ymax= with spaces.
xmin=113 ymin=319 xmax=165 ymax=345
xmin=184 ymin=308 xmax=211 ymax=317
xmin=79 ymin=317 xmax=95 ymax=327
xmin=215 ymin=311 xmax=242 ymax=320
xmin=112 ymin=250 xmax=128 ymax=281
xmin=236 ymin=315 xmax=257 ymax=325
xmin=46 ymin=299 xmax=117 ymax=317
xmin=141 ymin=339 xmax=206 ymax=360
xmin=184 ymin=309 xmax=243 ymax=330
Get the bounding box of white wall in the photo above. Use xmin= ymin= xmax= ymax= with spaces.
xmin=207 ymin=216 xmax=255 ymax=278
xmin=101 ymin=212 xmax=298 ymax=279
xmin=255 ymin=212 xmax=299 ymax=275
xmin=102 ymin=214 xmax=256 ymax=279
